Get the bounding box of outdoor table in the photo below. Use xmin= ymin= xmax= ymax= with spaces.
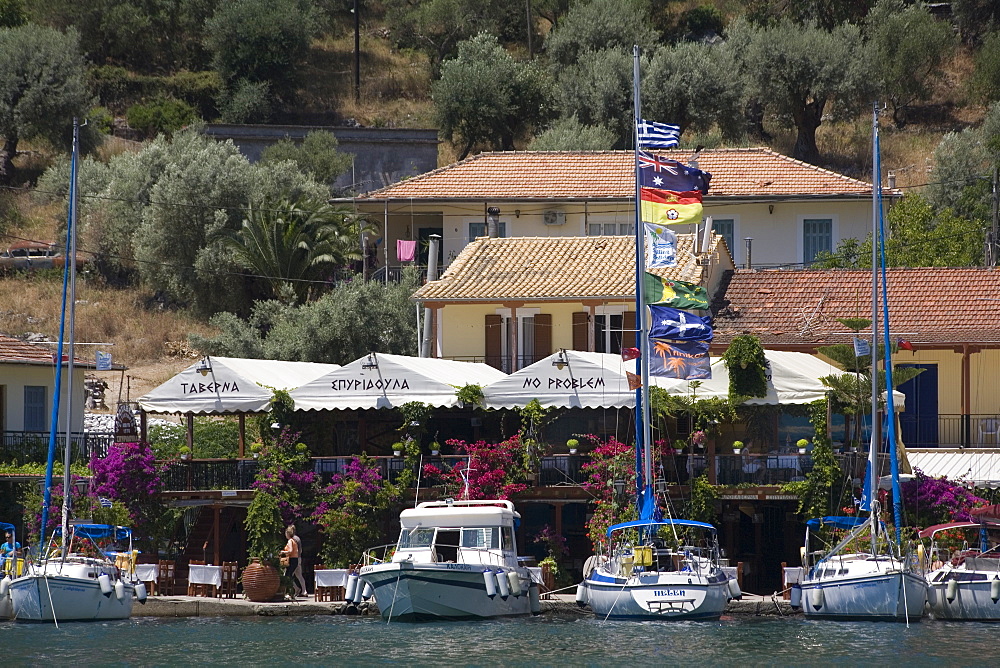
xmin=527 ymin=566 xmax=543 ymax=584
xmin=135 ymin=563 xmax=158 ymax=583
xmin=189 ymin=564 xmax=223 ymax=596
xmin=314 ymin=568 xmax=348 ymax=601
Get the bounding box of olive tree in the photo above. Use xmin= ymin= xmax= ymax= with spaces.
xmin=544 ymin=0 xmax=658 ymax=66
xmin=553 ymin=47 xmax=635 ymax=148
xmin=433 ymin=33 xmax=555 ymax=158
xmin=529 ymin=116 xmax=617 ymax=151
xmin=0 ymin=23 xmax=92 ymax=184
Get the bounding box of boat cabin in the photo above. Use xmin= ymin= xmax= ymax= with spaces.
xmin=392 ymin=500 xmax=520 ymax=567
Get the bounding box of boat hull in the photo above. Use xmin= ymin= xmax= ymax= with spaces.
xmin=582 ymin=572 xmax=730 ymax=620
xmin=927 ymin=578 xmax=1000 ymax=620
xmin=361 ymin=562 xmax=533 ymax=622
xmin=800 ymin=571 xmax=926 ymax=621
xmin=10 ymin=574 xmax=135 ymax=622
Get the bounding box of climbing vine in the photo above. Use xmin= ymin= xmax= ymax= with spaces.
xmin=722 ymin=335 xmax=768 ymax=402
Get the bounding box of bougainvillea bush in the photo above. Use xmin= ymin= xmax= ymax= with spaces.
xmin=581 ymin=436 xmax=637 ymax=550
xmin=251 ymin=428 xmax=317 ymax=527
xmin=901 ymin=468 xmax=986 ymax=528
xmin=311 ymin=455 xmax=400 ymax=567
xmin=421 ymin=436 xmax=529 ymax=500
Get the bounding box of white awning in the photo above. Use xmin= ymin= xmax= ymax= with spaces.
xmin=651 ymin=350 xmax=847 ymax=405
xmin=482 ymin=350 xmax=636 ymax=409
xmin=907 ymin=449 xmax=1000 ymax=488
xmin=290 ymin=353 xmax=508 ymax=410
xmin=138 ymin=356 xmax=340 ymax=415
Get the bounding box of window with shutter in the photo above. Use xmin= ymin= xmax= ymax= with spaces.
xmin=533 ymin=313 xmax=552 ymax=363
xmin=485 ymin=314 xmax=502 ymax=370
xmin=572 ymin=312 xmax=589 ymax=351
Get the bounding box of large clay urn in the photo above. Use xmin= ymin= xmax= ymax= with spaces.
xmin=242 ymin=558 xmax=281 ymax=602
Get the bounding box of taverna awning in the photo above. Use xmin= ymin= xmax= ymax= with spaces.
xmin=290 ymin=353 xmax=508 ymax=410
xmin=482 ymin=350 xmax=636 ymax=409
xmin=651 ymin=350 xmax=847 ymax=405
xmin=138 ymin=356 xmax=340 ymax=415
xmin=906 ymin=449 xmax=1000 ymax=489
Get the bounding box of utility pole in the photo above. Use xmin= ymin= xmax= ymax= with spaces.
xmin=991 ymin=165 xmax=999 ymax=266
xmin=526 ymin=0 xmax=533 ymax=59
xmin=353 ymin=0 xmax=361 ymax=103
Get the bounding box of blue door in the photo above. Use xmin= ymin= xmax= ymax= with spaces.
xmin=896 ymin=364 xmax=938 ymax=447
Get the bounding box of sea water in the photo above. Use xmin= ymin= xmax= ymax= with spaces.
xmin=0 ymin=615 xmax=991 ymax=666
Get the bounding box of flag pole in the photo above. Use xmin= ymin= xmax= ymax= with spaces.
xmin=632 ymin=46 xmax=654 ymax=519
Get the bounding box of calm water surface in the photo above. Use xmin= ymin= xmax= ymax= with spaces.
xmin=0 ymin=615 xmax=991 ymax=666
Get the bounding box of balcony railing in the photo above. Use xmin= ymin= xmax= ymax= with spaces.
xmin=1 ymin=431 xmax=114 ymax=464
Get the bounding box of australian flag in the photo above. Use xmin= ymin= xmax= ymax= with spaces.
xmin=647 ymin=305 xmax=713 ymax=341
xmin=638 ymin=150 xmax=712 ymax=194
xmin=637 ymin=119 xmax=681 ymax=149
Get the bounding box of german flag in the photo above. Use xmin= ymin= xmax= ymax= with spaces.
xmin=639 ymin=188 xmax=702 ymax=226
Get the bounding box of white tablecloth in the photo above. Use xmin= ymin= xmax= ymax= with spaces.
xmin=189 ymin=564 xmax=222 ymax=588
xmin=135 ymin=564 xmax=158 ymax=582
xmin=783 ymin=566 xmax=803 ymax=586
xmin=527 ymin=567 xmax=543 ymax=584
xmin=314 ymin=569 xmax=348 ymax=587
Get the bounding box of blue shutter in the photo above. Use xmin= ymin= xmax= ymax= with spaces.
xmin=803 ymin=219 xmax=833 ymax=263
xmin=24 ymin=386 xmax=46 ymax=432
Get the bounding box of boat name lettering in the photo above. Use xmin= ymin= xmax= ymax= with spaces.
xmin=331 ymin=378 xmax=411 ymax=391
xmin=180 ymin=381 xmax=240 ymax=395
xmin=654 ymin=589 xmax=686 ymax=597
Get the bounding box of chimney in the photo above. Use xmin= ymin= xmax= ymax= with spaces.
xmin=486 ymin=206 xmax=500 ymax=238
xmin=744 ymin=237 xmax=753 ymax=270
xmin=887 ymin=172 xmax=896 ymax=190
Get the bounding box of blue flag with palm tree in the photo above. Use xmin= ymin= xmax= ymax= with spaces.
xmin=648 ymin=339 xmax=711 ymax=379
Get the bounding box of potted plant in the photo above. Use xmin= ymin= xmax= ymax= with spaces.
xmin=672 ymin=439 xmax=685 ymax=456
xmin=242 ymin=491 xmax=284 ymax=602
xmin=430 ymin=441 xmax=441 ymax=456
xmin=732 ymin=440 xmax=744 ymax=455
xmin=566 ymin=438 xmax=579 ymax=455
xmin=249 ymin=442 xmax=262 ymax=459
xmin=690 ymin=430 xmax=707 ymax=450
xmin=392 ymin=442 xmax=404 ymax=457
xmin=797 ymin=438 xmax=810 ymax=454
xmin=178 ymin=445 xmax=191 ymax=461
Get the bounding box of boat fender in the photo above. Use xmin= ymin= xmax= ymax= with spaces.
xmin=946 ymin=578 xmax=958 ymax=603
xmin=362 ymin=582 xmax=374 ymax=600
xmin=991 ymin=577 xmax=1000 ymax=603
xmin=495 ymin=570 xmax=511 ymax=599
xmin=352 ymin=579 xmax=365 ymax=604
xmin=727 ymin=577 xmax=742 ymax=600
xmin=810 ymin=586 xmax=824 ymax=610
xmin=529 ymin=584 xmax=541 ymax=615
xmin=790 ymin=584 xmax=801 ymax=609
xmin=98 ymin=573 xmax=114 ymax=597
xmin=483 ymin=569 xmax=497 ymax=598
xmin=345 ymin=573 xmax=359 ymax=602
xmin=114 ymin=580 xmax=126 ymax=601
xmin=575 ymin=583 xmax=588 ymax=607
xmin=0 ymin=575 xmax=10 ymax=598
xmin=135 ymin=581 xmax=147 ymax=603
xmin=507 ymin=571 xmax=523 ymax=597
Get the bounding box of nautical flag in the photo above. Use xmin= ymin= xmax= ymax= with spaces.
xmin=648 ymin=339 xmax=711 ymax=379
xmin=859 ymin=459 xmax=874 ymax=513
xmin=643 ymin=223 xmax=677 ymax=268
xmin=98 ymin=497 xmax=114 ymax=508
xmin=96 ymin=351 xmax=112 ymax=371
xmin=647 ymin=305 xmax=713 ymax=341
xmin=852 ymin=337 xmax=871 ymax=357
xmin=897 ymin=339 xmax=914 ymax=351
xmin=637 ymin=119 xmax=680 ymax=149
xmin=640 ymin=188 xmax=703 ymax=227
xmin=638 ymin=151 xmax=712 ymax=194
xmin=626 ymin=371 xmax=642 ymax=390
xmin=644 ymin=273 xmax=709 ymax=310
xmin=621 ymin=347 xmax=641 ymax=362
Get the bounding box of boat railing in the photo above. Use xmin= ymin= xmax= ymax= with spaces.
xmin=362 ymin=544 xmax=398 ymax=566
xmin=456 ymin=547 xmax=508 ymax=568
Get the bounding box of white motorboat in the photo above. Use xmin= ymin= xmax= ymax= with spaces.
xmin=580 ymin=519 xmax=733 ymax=620
xmin=10 ymin=524 xmax=143 ymax=622
xmin=359 ymin=499 xmax=538 ymax=622
xmin=920 ymin=518 xmax=1000 ymax=620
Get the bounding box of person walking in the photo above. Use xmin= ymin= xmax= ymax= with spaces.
xmin=280 ymin=526 xmax=301 ymax=598
xmin=289 ymin=525 xmax=308 ymax=598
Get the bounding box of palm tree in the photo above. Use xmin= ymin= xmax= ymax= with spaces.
xmin=220 ymin=196 xmax=369 ymax=303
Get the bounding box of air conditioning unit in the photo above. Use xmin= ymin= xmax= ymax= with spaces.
xmin=543 ymin=210 xmax=566 ymax=226
xmin=695 ymin=256 xmax=713 ymax=266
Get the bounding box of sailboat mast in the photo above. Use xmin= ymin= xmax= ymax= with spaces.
xmin=631 ymin=46 xmax=654 ymax=511
xmin=869 ymin=105 xmax=881 ymax=547
xmin=61 ymin=117 xmax=81 ymax=544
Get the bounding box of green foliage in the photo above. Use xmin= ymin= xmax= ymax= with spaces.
xmin=727 ymin=16 xmax=871 ymax=163
xmin=433 ymin=33 xmax=555 ymax=159
xmin=126 ymin=97 xmax=199 ymax=139
xmin=952 ymin=0 xmax=1000 ymax=45
xmin=218 ymin=79 xmax=273 ymax=124
xmin=205 ymin=0 xmax=317 ymax=105
xmin=528 ymin=115 xmax=617 ymax=151
xmin=686 ymin=474 xmax=718 ymax=524
xmin=865 ymin=0 xmax=955 ymax=128
xmin=780 ymin=401 xmax=843 ymax=518
xmin=0 ymin=23 xmax=92 ymax=183
xmin=553 ymin=47 xmax=634 ymax=148
xmin=148 ymin=419 xmax=240 ymax=459
xmin=971 ymin=30 xmax=1000 ymax=104
xmin=0 ymin=0 xmax=26 ymax=28
xmin=672 ymin=5 xmax=725 ymax=41
xmin=260 ymin=131 xmax=353 ymax=189
xmin=721 ymin=335 xmax=768 ymax=402
xmin=245 ymin=490 xmax=284 ymax=558
xmin=455 ymin=384 xmax=485 ymax=409
xmin=91 ymin=67 xmax=221 ymax=118
xmin=189 ymin=268 xmax=421 ymax=363
xmin=741 ymin=0 xmax=874 ymax=30
xmin=544 ymin=0 xmax=658 ymax=66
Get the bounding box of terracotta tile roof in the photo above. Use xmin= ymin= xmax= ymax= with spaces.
xmin=355 ymin=149 xmax=876 ymax=201
xmin=712 ymin=267 xmax=1000 ymax=347
xmin=413 ymin=234 xmax=717 ymax=302
xmin=0 ymin=334 xmax=88 ymax=365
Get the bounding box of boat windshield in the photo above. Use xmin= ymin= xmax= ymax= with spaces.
xmin=397 ymin=527 xmax=436 ymax=549
xmin=461 ymin=527 xmax=500 ymax=549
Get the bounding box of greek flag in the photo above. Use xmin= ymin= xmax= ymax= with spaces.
xmin=99 ymin=497 xmax=114 ymax=508
xmin=637 ymin=119 xmax=680 ymax=149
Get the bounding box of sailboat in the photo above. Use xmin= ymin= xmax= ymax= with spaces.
xmin=576 ymin=47 xmax=734 ymax=620
xmin=796 ymin=106 xmax=927 ymax=622
xmin=8 ymin=119 xmax=142 ymax=623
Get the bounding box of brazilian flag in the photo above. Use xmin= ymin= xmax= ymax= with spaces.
xmin=643 ymin=273 xmax=709 ymax=309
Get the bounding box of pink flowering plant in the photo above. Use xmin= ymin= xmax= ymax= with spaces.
xmin=251 ymin=428 xmax=318 ymax=527
xmin=533 ymin=524 xmax=567 ymax=561
xmin=900 ymin=468 xmax=986 ymax=528
xmin=21 ymin=475 xmax=92 ymax=545
xmin=434 ymin=435 xmax=529 ymax=500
